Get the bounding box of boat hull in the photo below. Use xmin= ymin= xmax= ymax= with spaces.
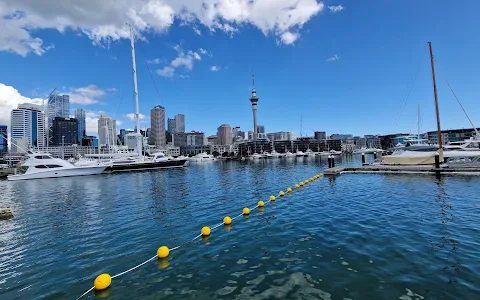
xmin=7 ymin=166 xmax=107 ymax=181
xmin=104 ymin=159 xmax=187 ymax=173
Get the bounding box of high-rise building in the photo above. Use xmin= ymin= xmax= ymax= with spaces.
xmin=250 ymin=73 xmax=259 ymax=140
xmin=217 ymin=124 xmax=232 ymax=145
xmin=314 ymin=131 xmax=327 ymax=140
xmin=167 ymin=118 xmax=176 ymax=134
xmin=173 ymin=131 xmax=205 ymax=147
xmin=175 ymin=114 xmax=185 ymax=133
xmin=47 ymin=95 xmax=70 ymax=127
xmin=0 ymin=125 xmax=7 ymax=155
xmin=52 ymin=117 xmax=78 ymax=146
xmin=74 ymin=109 xmax=86 ymax=143
xmin=97 ymin=114 xmax=117 ymax=146
xmin=10 ymin=103 xmax=46 ymax=153
xmin=151 ymin=105 xmax=166 ymax=147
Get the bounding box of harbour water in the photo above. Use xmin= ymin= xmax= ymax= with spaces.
xmin=1 ymin=156 xmax=479 ymax=299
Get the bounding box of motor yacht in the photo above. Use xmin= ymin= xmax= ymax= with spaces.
xmin=189 ymin=153 xmax=216 ymax=162
xmin=295 ymin=150 xmax=306 ymax=157
xmin=262 ymin=152 xmax=273 ymax=159
xmin=249 ymin=153 xmax=263 ymax=160
xmin=8 ymin=152 xmax=110 ymax=181
xmin=305 ymin=149 xmax=317 ymax=156
xmin=285 ymin=151 xmax=295 ymax=158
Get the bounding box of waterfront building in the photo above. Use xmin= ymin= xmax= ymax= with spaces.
xmin=426 ymin=127 xmax=480 ymax=144
xmin=232 ymin=127 xmax=246 ymax=143
xmin=217 ymin=124 xmax=232 ymax=145
xmin=74 ymin=109 xmax=86 ymax=143
xmin=207 ymin=135 xmax=218 ymax=145
xmin=330 ymin=133 xmax=353 ymax=140
xmin=175 ymin=114 xmax=185 ymax=133
xmin=314 ymin=131 xmax=327 ymax=140
xmin=82 ymin=136 xmax=98 ymax=147
xmin=267 ymin=132 xmax=296 ymax=141
xmin=10 ymin=103 xmax=46 ymax=153
xmin=0 ymin=125 xmax=7 ymax=156
xmin=239 ymin=139 xmax=341 ymax=156
xmin=150 ymin=105 xmax=166 ymax=147
xmin=250 ymin=73 xmax=259 ymax=140
xmin=97 ymin=114 xmax=117 ymax=147
xmin=173 ymin=131 xmax=205 ymax=148
xmin=51 ymin=117 xmax=78 ymax=146
xmin=47 ymin=95 xmax=70 ymax=127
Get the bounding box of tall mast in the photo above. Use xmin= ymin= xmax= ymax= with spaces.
xmin=417 ymin=104 xmax=420 ymax=142
xmin=428 ymin=41 xmax=442 ymax=149
xmin=128 ymin=23 xmax=142 ymax=160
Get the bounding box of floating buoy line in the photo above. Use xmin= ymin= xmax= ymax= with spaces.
xmin=76 ymin=173 xmax=324 ymax=299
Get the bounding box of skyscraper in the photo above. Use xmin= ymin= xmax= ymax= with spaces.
xmin=150 ymin=105 xmax=166 ymax=147
xmin=97 ymin=114 xmax=117 ymax=146
xmin=167 ymin=118 xmax=176 ymax=134
xmin=250 ymin=73 xmax=259 ymax=140
xmin=217 ymin=124 xmax=232 ymax=145
xmin=52 ymin=117 xmax=78 ymax=146
xmin=10 ymin=103 xmax=46 ymax=153
xmin=0 ymin=125 xmax=7 ymax=155
xmin=47 ymin=95 xmax=70 ymax=127
xmin=175 ymin=114 xmax=185 ymax=133
xmin=74 ymin=108 xmax=86 ymax=143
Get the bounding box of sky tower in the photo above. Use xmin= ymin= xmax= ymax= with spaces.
xmin=250 ymin=71 xmax=259 ymax=140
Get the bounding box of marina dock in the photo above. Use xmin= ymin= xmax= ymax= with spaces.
xmin=324 ymin=164 xmax=480 ymax=176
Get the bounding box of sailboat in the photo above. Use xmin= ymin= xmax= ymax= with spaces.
xmin=102 ymin=24 xmax=187 ymax=172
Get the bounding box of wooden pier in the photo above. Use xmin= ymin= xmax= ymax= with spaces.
xmin=324 ymin=165 xmax=480 ymax=176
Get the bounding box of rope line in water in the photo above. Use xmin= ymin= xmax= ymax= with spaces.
xmin=76 ymin=173 xmax=323 ymax=298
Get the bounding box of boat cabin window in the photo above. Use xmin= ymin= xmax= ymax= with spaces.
xmin=34 ymin=155 xmax=54 ymax=160
xmin=34 ymin=165 xmax=63 ymax=169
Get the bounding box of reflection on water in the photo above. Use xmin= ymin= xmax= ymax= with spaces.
xmin=0 ymin=157 xmax=479 ymax=299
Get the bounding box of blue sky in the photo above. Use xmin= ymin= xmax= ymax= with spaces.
xmin=1 ymin=0 xmax=480 ymax=137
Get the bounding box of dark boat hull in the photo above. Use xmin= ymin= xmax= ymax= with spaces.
xmin=103 ymin=159 xmax=188 ymax=173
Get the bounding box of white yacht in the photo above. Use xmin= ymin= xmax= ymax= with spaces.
xmin=444 ymin=137 xmax=480 ymax=151
xmin=329 ymin=150 xmax=343 ymax=156
xmin=249 ymin=153 xmax=263 ymax=160
xmin=262 ymin=152 xmax=273 ymax=159
xmin=271 ymin=151 xmax=285 ymax=158
xmin=305 ymin=149 xmax=316 ymax=156
xmin=189 ymin=153 xmax=216 ymax=162
xmin=8 ymin=152 xmax=110 ymax=181
xmin=353 ymin=148 xmax=383 ymax=154
xmin=285 ymin=151 xmax=295 ymax=158
xmin=295 ymin=150 xmax=306 ymax=157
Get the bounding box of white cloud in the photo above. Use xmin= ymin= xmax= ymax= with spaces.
xmin=199 ymin=48 xmax=207 ymax=55
xmin=146 ymin=58 xmax=162 ymax=64
xmin=326 ymin=54 xmax=340 ymax=62
xmin=0 ymin=0 xmax=325 ymax=56
xmin=68 ymin=85 xmax=107 ymax=104
xmin=280 ymin=32 xmax=300 ymax=45
xmin=157 ymin=66 xmax=175 ymax=78
xmin=0 ymin=83 xmax=43 ymax=126
xmin=125 ymin=113 xmax=146 ymax=121
xmin=328 ymin=5 xmax=345 ymax=13
xmin=156 ymin=45 xmax=204 ymax=78
xmin=210 ymin=65 xmax=220 ymax=72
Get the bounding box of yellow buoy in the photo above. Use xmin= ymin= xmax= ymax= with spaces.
xmin=304 ymin=180 xmax=309 ymax=184
xmin=157 ymin=246 xmax=170 ymax=258
xmin=258 ymin=201 xmax=265 ymax=207
xmin=320 ymin=174 xmax=323 ymax=177
xmin=201 ymin=226 xmax=211 ymax=236
xmin=300 ymin=182 xmax=304 ymax=186
xmin=94 ymin=274 xmax=112 ymax=291
xmin=270 ymin=195 xmax=276 ymax=201
xmin=309 ymin=178 xmax=313 ymax=182
xmin=287 ymin=188 xmax=293 ymax=193
xmin=295 ymin=184 xmax=300 ymax=189
xmin=223 ymin=216 xmax=232 ymax=225
xmin=314 ymin=175 xmax=318 ymax=179
xmin=279 ymin=191 xmax=285 ymax=196
xmin=243 ymin=207 xmax=250 ymax=215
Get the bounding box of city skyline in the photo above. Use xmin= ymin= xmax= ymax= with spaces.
xmin=1 ymin=1 xmax=480 ymax=138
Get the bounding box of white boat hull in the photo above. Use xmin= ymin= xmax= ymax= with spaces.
xmin=8 ymin=166 xmax=107 ymax=181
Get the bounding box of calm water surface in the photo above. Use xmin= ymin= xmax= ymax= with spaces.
xmin=1 ymin=155 xmax=480 ymax=299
